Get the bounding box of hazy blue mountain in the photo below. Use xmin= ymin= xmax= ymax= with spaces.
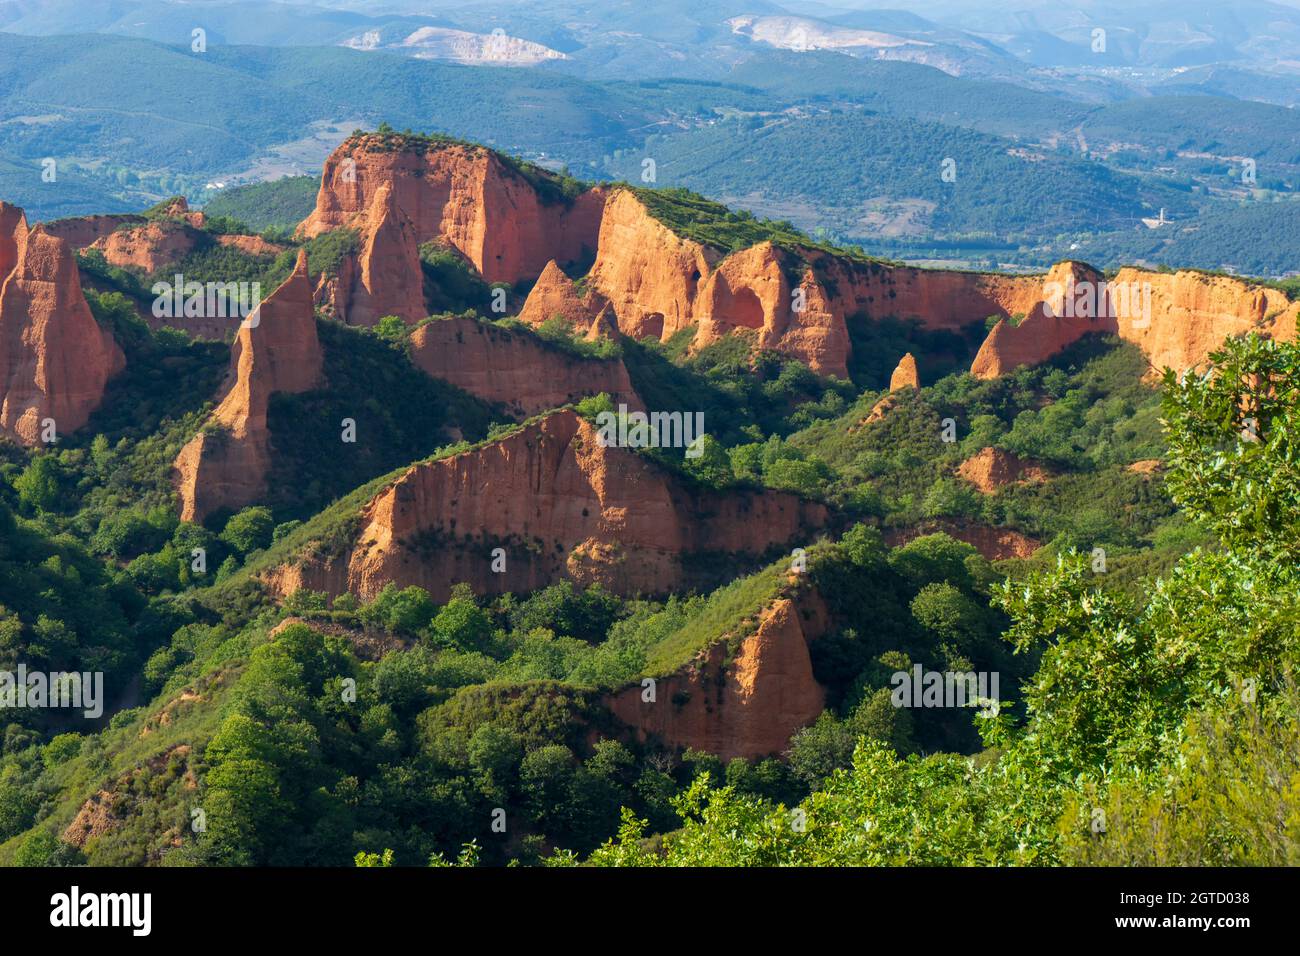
xmin=0 ymin=2 xmax=1297 ymax=270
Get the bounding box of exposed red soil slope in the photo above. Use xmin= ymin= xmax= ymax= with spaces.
xmin=408 ymin=316 xmax=642 ymax=417
xmin=956 ymin=447 xmax=1051 ymax=493
xmin=885 ymin=521 xmax=1041 ymax=561
xmin=0 ymin=202 xmax=124 ymax=445
xmin=172 ymin=250 xmax=322 ymax=520
xmin=263 ymin=409 xmax=827 ymax=602
xmin=604 ymin=588 xmax=830 ymax=761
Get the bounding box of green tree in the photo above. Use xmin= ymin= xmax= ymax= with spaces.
xmin=1162 ymin=333 xmax=1300 ymax=560
xmin=14 ymin=457 xmax=62 ymax=513
xmin=374 ymin=316 xmax=407 ymax=342
xmin=910 ymin=582 xmax=986 ymax=650
xmin=429 ymin=596 xmax=493 ymax=651
xmin=362 ymin=584 xmax=437 ymax=635
xmin=220 ymin=506 xmax=275 ymax=555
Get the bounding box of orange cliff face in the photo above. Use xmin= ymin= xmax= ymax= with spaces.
xmin=579 ymin=197 xmax=852 ymax=373
xmin=956 ymin=447 xmax=1050 ymax=494
xmin=89 ymin=220 xmax=204 ymax=274
xmin=304 ymin=144 xmax=1299 ymax=385
xmin=691 ymin=242 xmax=852 ymax=378
xmin=1110 ymin=266 xmax=1299 ymax=374
xmin=294 ymin=149 xmax=1068 ymax=378
xmin=604 ymin=590 xmax=829 ymax=761
xmin=41 ymin=214 xmax=145 ymax=249
xmin=889 ymin=352 xmax=920 ymax=391
xmin=810 ymin=257 xmax=1050 ymax=333
xmin=583 ymin=189 xmax=714 ymax=342
xmin=0 ymin=202 xmax=124 ymax=445
xmin=970 ymin=263 xmax=1300 ymax=379
xmin=297 ymin=134 xmax=604 ymax=286
xmin=575 ymin=190 xmax=1064 ymax=379
xmin=172 ymin=250 xmax=322 ymax=521
xmin=512 ymin=202 xmax=851 ymax=374
xmin=263 ymin=408 xmax=827 ymax=603
xmin=82 ymin=198 xmax=267 ymax=277
xmin=408 ymin=316 xmax=643 ymax=417
xmin=326 ymin=182 xmax=427 ymax=327
xmin=970 ymin=261 xmax=1114 ymax=378
xmin=516 ymin=259 xmax=599 ymax=329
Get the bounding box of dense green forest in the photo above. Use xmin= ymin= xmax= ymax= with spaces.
xmin=4 ymin=233 xmax=1278 ymax=864
xmin=572 ymin=334 xmax=1300 ymax=866
xmin=1034 ymin=198 xmax=1300 ymax=277
xmin=202 ymin=177 xmax=319 ymax=234
xmin=604 ymin=107 xmax=1194 ymax=242
xmin=1 ymin=94 xmax=1297 ymax=869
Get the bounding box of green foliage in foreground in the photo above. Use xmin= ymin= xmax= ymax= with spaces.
xmin=566 ymin=334 xmax=1300 ymax=866
xmin=3 ymin=300 xmax=1293 ymax=867
xmin=1162 ymin=334 xmax=1300 ymax=562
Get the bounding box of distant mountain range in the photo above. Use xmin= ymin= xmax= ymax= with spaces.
xmin=6 ymin=0 xmax=1300 ymax=91
xmin=0 ymin=0 xmax=1296 ymax=274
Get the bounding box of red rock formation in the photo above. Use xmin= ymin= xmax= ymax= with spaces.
xmin=156 ymin=197 xmax=207 ymax=229
xmin=298 ymin=134 xmax=603 ymax=285
xmin=861 ymin=393 xmax=898 ymax=425
xmin=969 ymin=262 xmax=1110 ymax=378
xmin=216 ymin=234 xmax=285 ymax=258
xmin=605 ymin=589 xmax=829 ymax=761
xmin=585 ymin=189 xmax=714 ymax=341
xmin=41 ymin=213 xmax=144 ymax=249
xmin=408 ymin=316 xmax=643 ymax=416
xmin=956 ymin=447 xmax=1050 ymax=493
xmin=1127 ymin=459 xmax=1163 ymax=477
xmin=804 ymin=256 xmax=1050 ymax=333
xmin=298 ymin=143 xmax=1300 ymax=382
xmin=86 ymin=217 xmax=280 ymax=284
xmin=311 ymin=252 xmax=358 ymax=326
xmin=1110 ymin=266 xmax=1299 ymax=375
xmin=692 ymin=242 xmax=787 ymax=338
xmin=0 ymin=202 xmax=124 ymax=445
xmin=889 ymin=352 xmax=920 ymax=391
xmin=517 ymin=259 xmax=598 ymax=328
xmin=690 ymin=243 xmax=851 ymax=377
xmin=173 ymin=250 xmax=322 ymax=520
xmin=82 ymin=198 xmax=232 ymax=274
xmin=264 ymin=408 xmax=827 ymax=602
xmin=585 ymin=304 xmax=620 ymax=341
xmin=861 ymin=365 xmax=920 ymax=424
xmin=775 ymin=270 xmax=851 ymax=377
xmin=971 ymin=263 xmax=1300 ymax=379
xmin=323 ymin=182 xmax=427 ymax=327
xmin=90 ymin=220 xmax=204 ymax=274
xmin=581 ymin=191 xmax=1059 ymax=378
